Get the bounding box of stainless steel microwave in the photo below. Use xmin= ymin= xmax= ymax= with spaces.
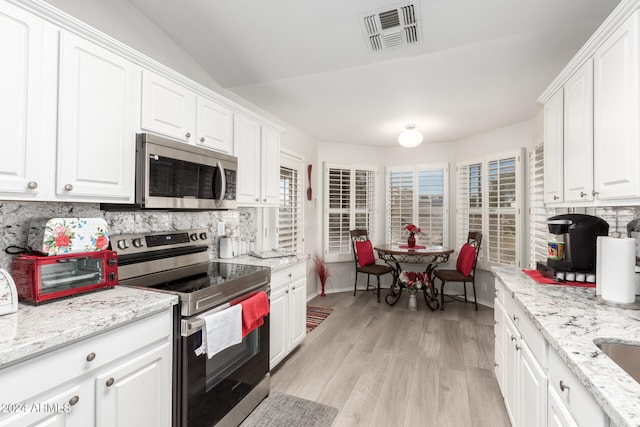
xmin=104 ymin=133 xmax=237 ymax=210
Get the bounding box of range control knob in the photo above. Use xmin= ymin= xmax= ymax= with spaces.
xmin=199 ymin=232 xmax=208 ymax=240
xmin=116 ymin=240 xmax=129 ymax=250
xmin=190 ymin=233 xmax=198 ymax=241
xmin=132 ymin=238 xmax=144 ymax=248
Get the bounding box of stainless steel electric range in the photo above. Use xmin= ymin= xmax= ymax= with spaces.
xmin=113 ymin=228 xmax=270 ymax=427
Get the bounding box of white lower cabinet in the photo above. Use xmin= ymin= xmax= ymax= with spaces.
xmin=495 ymin=278 xmax=547 ymax=427
xmin=269 ymin=263 xmax=307 ymax=370
xmin=0 ymin=310 xmax=172 ymax=427
xmin=494 ymin=277 xmax=610 ymax=427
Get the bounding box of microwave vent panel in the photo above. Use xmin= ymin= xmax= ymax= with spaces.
xmin=361 ymin=4 xmax=420 ymax=53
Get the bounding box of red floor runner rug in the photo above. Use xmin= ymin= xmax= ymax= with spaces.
xmin=306 ymin=306 xmax=333 ymax=333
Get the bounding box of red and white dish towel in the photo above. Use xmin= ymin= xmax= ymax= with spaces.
xmin=196 ymin=291 xmax=270 ymax=359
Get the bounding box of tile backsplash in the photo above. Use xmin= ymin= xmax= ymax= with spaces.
xmin=0 ymin=201 xmax=257 ymax=271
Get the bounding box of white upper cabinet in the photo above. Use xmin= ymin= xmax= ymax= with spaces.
xmin=57 ymin=32 xmax=139 ymax=202
xmin=563 ymin=61 xmax=594 ymax=202
xmin=141 ymin=70 xmax=196 ymax=143
xmin=593 ymin=11 xmax=640 ymax=201
xmin=261 ymin=126 xmax=281 ymax=206
xmin=141 ymin=70 xmax=235 ymax=154
xmin=0 ymin=2 xmax=55 ymax=200
xmin=543 ymin=89 xmax=564 ymax=204
xmin=235 ymin=114 xmax=262 ymax=205
xmin=196 ymin=96 xmax=234 ymax=153
xmin=540 ymin=5 xmax=640 ymax=206
xmin=234 ymin=114 xmax=281 ymax=207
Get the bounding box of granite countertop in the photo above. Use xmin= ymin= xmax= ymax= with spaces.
xmin=493 ymin=267 xmax=640 ymax=427
xmin=0 ymin=287 xmax=177 ymax=369
xmin=215 ymin=253 xmax=309 ymax=272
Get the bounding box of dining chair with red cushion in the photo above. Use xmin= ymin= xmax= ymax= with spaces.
xmin=433 ymin=232 xmax=482 ymax=311
xmin=350 ymin=229 xmax=394 ymax=303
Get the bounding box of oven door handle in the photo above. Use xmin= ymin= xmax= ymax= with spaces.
xmin=181 ymin=282 xmax=270 ymax=337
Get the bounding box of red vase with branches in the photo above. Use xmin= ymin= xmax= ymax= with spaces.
xmin=313 ymin=254 xmax=330 ymax=298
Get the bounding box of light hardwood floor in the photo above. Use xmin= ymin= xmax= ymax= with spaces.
xmin=270 ymin=290 xmax=511 ymax=427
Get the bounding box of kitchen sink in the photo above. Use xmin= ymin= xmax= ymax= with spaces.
xmin=595 ymin=340 xmax=640 ymax=383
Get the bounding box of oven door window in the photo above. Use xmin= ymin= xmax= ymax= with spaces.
xmin=183 ymin=316 xmax=269 ymax=427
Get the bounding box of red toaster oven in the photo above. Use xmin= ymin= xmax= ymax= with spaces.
xmin=12 ymin=251 xmax=118 ymax=304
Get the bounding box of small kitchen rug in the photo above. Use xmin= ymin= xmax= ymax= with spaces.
xmin=240 ymin=392 xmax=338 ymax=427
xmin=306 ymin=306 xmax=333 ymax=333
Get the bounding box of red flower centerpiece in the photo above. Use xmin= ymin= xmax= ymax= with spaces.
xmin=403 ymin=224 xmax=422 ymax=248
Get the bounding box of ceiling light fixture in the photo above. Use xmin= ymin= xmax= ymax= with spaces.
xmin=398 ymin=124 xmax=423 ymax=148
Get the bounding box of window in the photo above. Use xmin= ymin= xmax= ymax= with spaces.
xmin=386 ymin=164 xmax=449 ymax=246
xmin=324 ymin=163 xmax=377 ymax=262
xmin=529 ymin=143 xmax=547 ymax=268
xmin=456 ymin=149 xmax=523 ymax=268
xmin=278 ymin=151 xmax=304 ymax=253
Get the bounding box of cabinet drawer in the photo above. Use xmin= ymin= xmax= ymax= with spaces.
xmin=548 ymin=347 xmax=608 ymax=427
xmin=0 ymin=310 xmax=172 ymax=404
xmin=504 ymin=294 xmax=547 ymax=369
xmin=271 ymin=263 xmax=306 ymax=290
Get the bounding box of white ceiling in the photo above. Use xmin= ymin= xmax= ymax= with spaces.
xmin=128 ymin=0 xmax=621 ymax=146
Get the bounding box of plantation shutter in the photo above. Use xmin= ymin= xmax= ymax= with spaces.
xmin=278 ymin=153 xmax=303 ymax=252
xmin=386 ymin=164 xmax=448 ymax=246
xmin=417 ymin=166 xmax=447 ymax=246
xmin=486 ymin=150 xmax=522 ymax=266
xmin=387 ymin=168 xmax=414 ymax=245
xmin=355 ymin=169 xmax=377 ymax=244
xmin=456 ymin=161 xmax=483 ymax=258
xmin=324 ymin=163 xmax=378 ymax=262
xmin=529 ymin=143 xmax=547 ymax=268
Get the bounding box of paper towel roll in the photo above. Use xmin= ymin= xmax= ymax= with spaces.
xmin=597 ymin=236 xmax=636 ymax=304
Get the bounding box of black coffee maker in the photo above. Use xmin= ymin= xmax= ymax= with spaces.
xmin=537 ymin=213 xmax=609 ymax=281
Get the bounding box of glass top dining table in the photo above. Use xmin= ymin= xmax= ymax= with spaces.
xmin=374 ymin=244 xmax=454 ymax=310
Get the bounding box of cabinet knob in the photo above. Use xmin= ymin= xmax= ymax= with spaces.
xmin=200 ymin=137 xmax=205 ymax=142
xmin=510 ymin=335 xmax=516 ymax=342
xmin=292 ymin=286 xmax=296 ymax=290
xmin=515 ymin=344 xmax=521 ymax=351
xmin=592 ymin=190 xmax=599 ymax=197
xmin=580 ymin=191 xmax=587 ymax=198
xmin=494 ymin=320 xmax=498 ymax=325
xmin=27 ymin=181 xmax=38 ymax=190
xmin=86 ymin=352 xmax=96 ymax=362
xmin=69 ymin=396 xmax=79 ymax=406
xmin=106 ymin=378 xmax=115 ymax=387
xmin=285 ymin=289 xmax=289 ymax=294
xmin=263 ymin=198 xmax=267 ymax=202
xmin=255 ymin=198 xmax=259 ymax=202
xmin=512 ymin=314 xmax=518 ymax=322
xmin=553 ymin=195 xmax=559 ymax=200
xmin=64 ymin=184 xmax=73 ymax=191
xmin=559 ymin=380 xmax=570 ymax=392
xmin=494 ymin=362 xmax=499 ymax=367
xmin=185 ymin=132 xmax=191 ymax=138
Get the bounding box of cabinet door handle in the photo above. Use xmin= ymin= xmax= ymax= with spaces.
xmin=553 ymin=195 xmax=559 ymax=200
xmin=27 ymin=181 xmax=38 ymax=190
xmin=106 ymin=378 xmax=115 ymax=387
xmin=559 ymin=380 xmax=569 ymax=392
xmin=64 ymin=184 xmax=73 ymax=191
xmin=510 ymin=334 xmax=516 ymax=342
xmin=185 ymin=132 xmax=191 ymax=138
xmin=69 ymin=396 xmax=79 ymax=406
xmin=515 ymin=344 xmax=521 ymax=351
xmin=592 ymin=190 xmax=599 ymax=197
xmin=494 ymin=362 xmax=499 ymax=367
xmin=580 ymin=191 xmax=587 ymax=198
xmin=86 ymin=352 xmax=96 ymax=362
xmin=200 ymin=137 xmax=205 ymax=142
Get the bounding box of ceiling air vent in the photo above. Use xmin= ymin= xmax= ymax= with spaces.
xmin=361 ymin=4 xmax=420 ymax=53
